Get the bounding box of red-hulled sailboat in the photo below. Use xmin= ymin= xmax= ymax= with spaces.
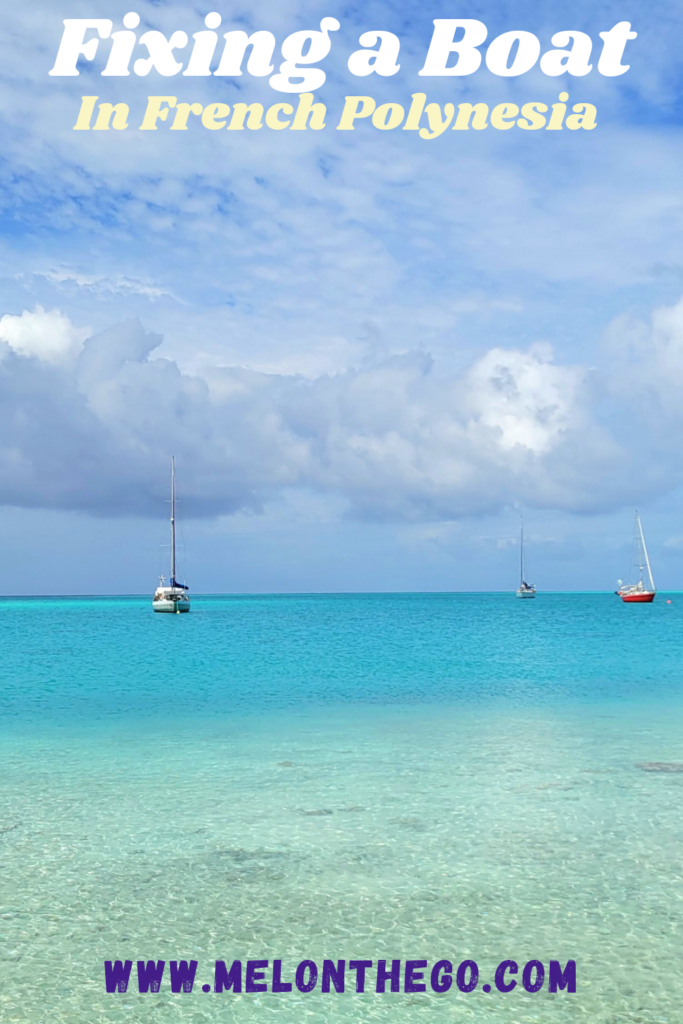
xmin=616 ymin=511 xmax=656 ymax=603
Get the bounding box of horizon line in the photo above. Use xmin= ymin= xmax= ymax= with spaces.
xmin=1 ymin=590 xmax=680 ymax=599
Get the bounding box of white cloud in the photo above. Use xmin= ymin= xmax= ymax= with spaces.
xmin=0 ymin=305 xmax=90 ymax=363
xmin=0 ymin=0 xmax=680 ymax=536
xmin=0 ymin=309 xmax=660 ymax=522
xmin=464 ymin=344 xmax=582 ymax=454
xmin=36 ymin=270 xmax=173 ymax=301
xmin=604 ymin=293 xmax=683 ymax=428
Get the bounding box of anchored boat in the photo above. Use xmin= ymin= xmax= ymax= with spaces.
xmin=516 ymin=521 xmax=536 ymax=598
xmin=153 ymin=457 xmax=191 ymax=613
xmin=616 ymin=510 xmax=655 ymax=603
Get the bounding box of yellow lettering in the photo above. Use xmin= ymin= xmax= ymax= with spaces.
xmin=403 ymin=93 xmax=427 ymax=131
xmin=93 ymin=102 xmax=129 ymax=130
xmin=201 ymin=103 xmax=231 ymax=130
xmin=265 ymin=102 xmax=294 ymax=130
xmin=139 ymin=96 xmax=177 ymax=130
xmin=372 ymin=102 xmax=405 ymax=130
xmin=546 ymin=92 xmax=569 ymax=130
xmin=73 ymin=96 xmax=98 ymax=131
xmin=336 ymin=96 xmax=376 ymax=130
xmin=453 ymin=103 xmax=489 ymax=130
xmin=171 ymin=102 xmax=203 ymax=130
xmin=226 ymin=103 xmax=264 ymax=130
xmin=565 ymin=102 xmax=597 ymax=130
xmin=490 ymin=103 xmax=519 ymax=130
xmin=291 ymin=93 xmax=326 ymax=130
xmin=517 ymin=102 xmax=548 ymax=130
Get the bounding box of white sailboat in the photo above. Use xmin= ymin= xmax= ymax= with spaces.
xmin=516 ymin=521 xmax=536 ymax=598
xmin=616 ymin=510 xmax=656 ymax=603
xmin=153 ymin=457 xmax=191 ymax=613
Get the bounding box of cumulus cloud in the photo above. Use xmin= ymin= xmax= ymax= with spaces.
xmin=463 ymin=344 xmax=582 ymax=454
xmin=0 ymin=305 xmax=90 ymax=363
xmin=0 ymin=306 xmax=670 ymax=522
xmin=603 ymin=292 xmax=683 ymax=481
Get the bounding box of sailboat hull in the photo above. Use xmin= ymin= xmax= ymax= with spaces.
xmin=619 ymin=592 xmax=655 ymax=603
xmin=153 ymin=587 xmax=191 ymax=613
xmin=153 ymin=600 xmax=190 ymax=613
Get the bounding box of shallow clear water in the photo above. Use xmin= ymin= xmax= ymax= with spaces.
xmin=1 ymin=593 xmax=682 ymax=1022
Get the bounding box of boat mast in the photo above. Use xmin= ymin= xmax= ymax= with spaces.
xmin=520 ymin=518 xmax=526 ymax=585
xmin=636 ymin=510 xmax=655 ymax=591
xmin=170 ymin=456 xmax=176 ymax=584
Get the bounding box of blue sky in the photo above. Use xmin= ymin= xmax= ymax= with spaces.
xmin=1 ymin=0 xmax=683 ymax=593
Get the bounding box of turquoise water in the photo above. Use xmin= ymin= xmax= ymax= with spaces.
xmin=1 ymin=593 xmax=683 ymax=1022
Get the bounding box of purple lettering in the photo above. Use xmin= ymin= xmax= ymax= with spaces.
xmin=104 ymin=960 xmax=132 ymax=993
xmin=495 ymin=960 xmax=518 ymax=993
xmin=295 ymin=960 xmax=318 ymax=993
xmin=246 ymin=960 xmax=268 ymax=993
xmin=215 ymin=960 xmax=242 ymax=993
xmin=137 ymin=960 xmax=165 ymax=993
xmin=321 ymin=959 xmax=345 ymax=993
xmin=430 ymin=960 xmax=453 ymax=993
xmin=548 ymin=960 xmax=576 ymax=993
xmin=456 ymin=960 xmax=478 ymax=993
xmin=349 ymin=960 xmax=373 ymax=993
xmin=404 ymin=960 xmax=427 ymax=993
xmin=272 ymin=960 xmax=292 ymax=993
xmin=376 ymin=959 xmax=401 ymax=993
xmin=522 ymin=960 xmax=545 ymax=993
xmin=170 ymin=960 xmax=197 ymax=993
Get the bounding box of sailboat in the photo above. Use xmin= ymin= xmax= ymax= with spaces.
xmin=616 ymin=510 xmax=655 ymax=603
xmin=153 ymin=457 xmax=191 ymax=613
xmin=516 ymin=521 xmax=536 ymax=598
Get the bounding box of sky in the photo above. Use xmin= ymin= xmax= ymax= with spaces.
xmin=1 ymin=0 xmax=683 ymax=593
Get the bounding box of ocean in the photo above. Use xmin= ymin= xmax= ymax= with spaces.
xmin=1 ymin=592 xmax=682 ymax=1023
